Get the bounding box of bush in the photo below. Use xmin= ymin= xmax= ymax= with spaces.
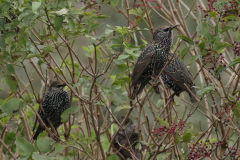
xmin=0 ymin=0 xmax=240 ymax=159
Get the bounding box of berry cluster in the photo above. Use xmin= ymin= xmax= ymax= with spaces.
xmin=187 ymin=140 xmax=223 ymax=160
xmin=197 ymin=0 xmax=239 ymax=19
xmin=232 ymin=41 xmax=240 ymax=56
xmin=152 ymin=121 xmax=186 ymax=136
xmin=224 ymin=147 xmax=240 ymax=159
xmin=221 ymin=1 xmax=239 ymax=19
xmin=202 ymin=50 xmax=226 ymax=75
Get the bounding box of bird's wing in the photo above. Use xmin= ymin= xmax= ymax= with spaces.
xmin=163 ymin=53 xmax=194 ymax=85
xmin=131 ymin=42 xmax=155 ymax=84
xmin=61 ymin=91 xmax=70 ymax=111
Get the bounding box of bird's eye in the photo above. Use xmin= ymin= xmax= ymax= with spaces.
xmin=164 ymin=28 xmax=170 ymax=32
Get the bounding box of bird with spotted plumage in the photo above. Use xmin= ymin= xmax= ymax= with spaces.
xmin=131 ymin=25 xmax=198 ymax=103
xmin=32 ymin=81 xmax=70 ymax=140
xmin=161 ymin=53 xmax=198 ymax=103
xmin=131 ymin=25 xmax=179 ymax=100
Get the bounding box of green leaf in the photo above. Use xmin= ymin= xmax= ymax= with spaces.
xmin=0 ymin=34 xmax=6 ymax=50
xmin=89 ymin=23 xmax=101 ymax=32
xmin=215 ymin=23 xmax=218 ymax=36
xmin=73 ymin=78 xmax=85 ymax=88
xmin=229 ymin=57 xmax=240 ymax=66
xmin=105 ymin=29 xmax=114 ymax=35
xmin=220 ymin=25 xmax=231 ymax=33
xmin=198 ymin=42 xmax=207 ymax=55
xmin=51 ymin=8 xmax=69 ymax=16
xmin=6 ymin=64 xmax=15 ymax=75
xmin=0 ymin=2 xmax=11 ymax=12
xmin=26 ymin=54 xmax=41 ymax=59
xmin=0 ymin=98 xmax=23 ymax=115
xmin=80 ymin=137 xmax=95 ymax=144
xmin=197 ymin=22 xmax=208 ymax=36
xmin=18 ymin=32 xmax=29 ymax=47
xmin=111 ymin=0 xmax=119 ymax=6
xmin=36 ymin=137 xmax=52 ymax=154
xmin=178 ymin=35 xmax=194 ymax=45
xmin=181 ymin=47 xmax=190 ymax=57
xmin=117 ymin=55 xmax=129 ymax=61
xmin=157 ymin=117 xmax=169 ymax=128
xmin=236 ymin=30 xmax=240 ymax=40
xmin=209 ymin=10 xmax=217 ymax=18
xmin=233 ymin=101 xmax=240 ymax=118
xmin=6 ymin=75 xmax=18 ymax=93
xmin=32 ymin=2 xmax=41 ymax=12
xmin=197 ymin=83 xmax=215 ymax=97
xmin=189 ymin=55 xmax=201 ymax=64
xmin=85 ymin=35 xmax=97 ymax=43
xmin=215 ymin=65 xmax=225 ymax=76
xmin=214 ymin=42 xmax=230 ymax=51
xmin=57 ymin=0 xmax=70 ymax=9
xmin=222 ymin=15 xmax=237 ymax=21
xmin=112 ymin=80 xmax=125 ymax=86
xmin=157 ymin=152 xmax=171 ymax=159
xmin=117 ymin=64 xmax=128 ymax=72
xmin=114 ymin=105 xmax=132 ymax=113
xmin=54 ymin=16 xmax=64 ymax=32
xmin=129 ymin=9 xmax=142 ymax=15
xmin=16 ymin=137 xmax=36 ymax=158
xmin=206 ymin=33 xmax=214 ymax=43
xmin=18 ymin=9 xmax=32 ymax=20
xmin=53 ymin=67 xmax=62 ymax=75
xmin=55 ymin=144 xmax=66 ymax=153
xmin=182 ymin=126 xmax=193 ymax=142
xmin=68 ymin=19 xmax=75 ymax=31
xmin=157 ymin=99 xmax=164 ymax=107
xmin=175 ymin=133 xmax=181 ymax=144
xmin=32 ymin=152 xmax=51 ymax=160
xmin=61 ymin=106 xmax=80 ymax=123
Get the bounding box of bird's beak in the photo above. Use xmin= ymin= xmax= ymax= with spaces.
xmin=169 ymin=24 xmax=179 ymax=31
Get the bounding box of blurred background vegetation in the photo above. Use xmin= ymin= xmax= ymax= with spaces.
xmin=1 ymin=0 xmax=240 ymax=159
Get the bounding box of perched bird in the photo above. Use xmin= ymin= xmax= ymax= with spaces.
xmin=161 ymin=53 xmax=198 ymax=103
xmin=131 ymin=25 xmax=179 ymax=100
xmin=113 ymin=117 xmax=141 ymax=159
xmin=1 ymin=8 xmax=19 ymax=34
xmin=32 ymin=81 xmax=70 ymax=140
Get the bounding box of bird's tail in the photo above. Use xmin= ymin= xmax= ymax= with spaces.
xmin=131 ymin=85 xmax=137 ymax=100
xmin=131 ymin=82 xmax=148 ymax=100
xmin=188 ymin=87 xmax=198 ymax=103
xmin=33 ymin=126 xmax=44 ymax=140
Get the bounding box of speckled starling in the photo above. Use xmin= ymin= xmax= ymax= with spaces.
xmin=1 ymin=9 xmax=19 ymax=33
xmin=161 ymin=53 xmax=197 ymax=103
xmin=113 ymin=118 xmax=141 ymax=159
xmin=131 ymin=25 xmax=179 ymax=100
xmin=33 ymin=81 xmax=70 ymax=140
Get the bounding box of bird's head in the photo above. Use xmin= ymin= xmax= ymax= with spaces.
xmin=49 ymin=81 xmax=66 ymax=92
xmin=153 ymin=25 xmax=179 ymax=43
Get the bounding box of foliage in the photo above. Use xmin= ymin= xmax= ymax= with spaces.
xmin=0 ymin=0 xmax=240 ymax=159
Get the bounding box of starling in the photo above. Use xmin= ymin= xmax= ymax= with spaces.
xmin=131 ymin=25 xmax=179 ymax=100
xmin=161 ymin=53 xmax=198 ymax=103
xmin=113 ymin=118 xmax=141 ymax=159
xmin=33 ymin=81 xmax=70 ymax=140
xmin=1 ymin=9 xmax=19 ymax=34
